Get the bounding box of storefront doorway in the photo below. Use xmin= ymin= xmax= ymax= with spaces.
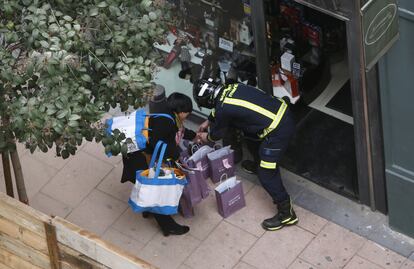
xmin=261 ymin=1 xmax=358 ymax=199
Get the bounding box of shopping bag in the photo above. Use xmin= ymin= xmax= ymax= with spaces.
xmin=128 ymin=141 xmax=187 ymax=215
xmin=179 ymin=189 xmax=195 ymax=218
xmin=177 ymin=160 xmax=210 ymax=202
xmin=187 ymin=144 xmax=214 ymax=180
xmin=207 ymin=146 xmax=235 ymax=183
xmin=215 ymin=176 xmax=246 ymax=218
xmin=105 ymin=109 xmax=174 ymax=154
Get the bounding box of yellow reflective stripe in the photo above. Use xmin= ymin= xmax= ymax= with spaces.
xmin=259 ymin=101 xmax=288 ymax=138
xmin=260 ymin=160 xmax=277 ymax=169
xmin=223 ymin=98 xmax=275 ymax=119
xmin=220 ymin=85 xmax=234 ymax=101
xmin=211 ymin=108 xmax=216 ymax=117
xmin=228 ymin=84 xmax=238 ymax=97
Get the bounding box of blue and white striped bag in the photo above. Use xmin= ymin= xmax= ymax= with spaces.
xmin=128 ymin=141 xmax=187 ymax=215
xmin=105 ymin=109 xmax=174 ymax=154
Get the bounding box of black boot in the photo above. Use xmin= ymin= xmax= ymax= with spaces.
xmin=261 ymin=199 xmax=298 ymax=231
xmin=241 ymin=160 xmax=258 ymax=174
xmin=142 ymin=211 xmax=152 ymax=219
xmin=153 ymin=214 xmax=190 ymax=236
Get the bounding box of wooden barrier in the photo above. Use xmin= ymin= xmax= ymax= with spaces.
xmin=0 ymin=192 xmax=156 ymax=269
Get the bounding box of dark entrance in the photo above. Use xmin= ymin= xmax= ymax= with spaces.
xmin=260 ymin=0 xmax=359 ymax=199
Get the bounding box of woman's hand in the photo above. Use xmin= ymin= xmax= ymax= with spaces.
xmin=198 ymin=120 xmax=209 ymax=132
xmin=196 ymin=132 xmax=209 ymax=143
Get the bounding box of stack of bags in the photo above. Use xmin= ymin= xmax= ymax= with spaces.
xmin=179 ymin=141 xmax=246 ymax=218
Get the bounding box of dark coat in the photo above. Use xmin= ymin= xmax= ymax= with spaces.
xmin=121 ymin=108 xmax=196 ymax=183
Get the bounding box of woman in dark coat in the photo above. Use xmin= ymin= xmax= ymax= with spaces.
xmin=121 ymin=92 xmax=196 ymax=236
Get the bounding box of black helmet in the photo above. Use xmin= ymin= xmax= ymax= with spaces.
xmin=193 ymin=78 xmax=223 ymax=109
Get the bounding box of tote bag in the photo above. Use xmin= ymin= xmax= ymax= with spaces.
xmin=128 ymin=141 xmax=187 ymax=215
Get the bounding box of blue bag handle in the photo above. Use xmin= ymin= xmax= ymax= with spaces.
xmin=154 ymin=143 xmax=167 ymax=179
xmin=148 ymin=113 xmax=175 ymax=122
xmin=149 ymin=141 xmax=164 ymax=168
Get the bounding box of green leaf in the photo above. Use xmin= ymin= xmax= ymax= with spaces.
xmin=81 ymin=74 xmax=92 ymax=82
xmin=121 ymin=143 xmax=128 ymax=156
xmin=46 ymin=108 xmax=57 ymax=115
xmin=68 ymin=120 xmax=79 ymax=127
xmin=39 ymin=40 xmax=50 ymax=48
xmin=47 ymin=65 xmax=56 ymax=75
xmin=111 ymin=143 xmax=121 ymax=155
xmin=55 ymin=101 xmax=64 ymax=109
xmin=95 ymin=48 xmax=105 ymax=56
xmin=68 ymin=114 xmax=81 ymax=121
xmin=63 ymin=15 xmax=73 ymax=22
xmin=61 ymin=149 xmax=69 ymax=159
xmin=56 ymin=110 xmax=68 ymax=119
xmin=89 ymin=8 xmax=99 ymax=17
xmin=118 ymin=133 xmax=126 ymax=140
xmin=148 ymin=12 xmax=157 ymax=21
xmin=29 ymin=144 xmax=37 ymax=154
xmin=115 ymin=62 xmax=124 ymax=69
xmin=97 ymin=1 xmax=108 ymax=8
xmin=104 ymin=145 xmax=112 ymax=155
xmin=67 ymin=30 xmax=76 ymax=38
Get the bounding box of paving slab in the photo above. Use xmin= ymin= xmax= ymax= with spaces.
xmin=299 ymin=222 xmax=366 ymax=269
xmin=177 ymin=264 xmax=193 ymax=269
xmin=19 ymin=154 xmax=58 ymax=199
xmin=184 ymin=221 xmax=257 ymax=269
xmin=30 ymin=192 xmax=72 ymax=218
xmin=97 ymin=164 xmax=132 ymax=203
xmin=82 ymin=141 xmax=122 ymax=166
xmin=294 ymin=206 xmax=328 ymax=235
xmin=234 ymin=261 xmax=258 ymax=269
xmin=31 ymin=146 xmax=71 ymax=170
xmin=41 ymin=151 xmax=113 ymax=207
xmin=102 ymin=228 xmax=146 ymax=256
xmin=224 ymin=185 xmax=274 ymax=237
xmin=288 ymin=259 xmax=320 ymax=269
xmin=111 ymin=208 xmax=159 ymax=245
xmin=66 ymin=189 xmax=128 ymax=236
xmin=401 ymin=259 xmax=414 ymax=269
xmin=139 ymin=233 xmax=200 ymax=269
xmin=175 ymin=192 xmax=224 ymax=241
xmin=343 ymin=255 xmax=385 ymax=269
xmin=358 ymin=240 xmax=406 ymax=269
xmin=243 ymin=226 xmax=314 ymax=269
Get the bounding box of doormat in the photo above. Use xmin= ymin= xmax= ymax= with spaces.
xmin=281 ymin=109 xmax=358 ymax=199
xmin=326 ymin=80 xmax=353 ymax=117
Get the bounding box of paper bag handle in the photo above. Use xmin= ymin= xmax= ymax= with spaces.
xmin=175 ymin=161 xmax=196 ymax=175
xmin=219 ymin=173 xmax=228 ymax=184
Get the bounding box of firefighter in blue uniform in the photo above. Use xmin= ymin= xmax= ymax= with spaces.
xmin=194 ymin=79 xmax=298 ymax=231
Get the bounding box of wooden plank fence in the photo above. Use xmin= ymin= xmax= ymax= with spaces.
xmin=0 ymin=192 xmax=156 ymax=269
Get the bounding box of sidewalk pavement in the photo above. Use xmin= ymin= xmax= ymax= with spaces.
xmin=1 ymin=140 xmax=414 ymax=269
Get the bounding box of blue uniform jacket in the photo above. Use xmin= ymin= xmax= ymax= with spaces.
xmin=208 ymin=83 xmax=290 ymax=141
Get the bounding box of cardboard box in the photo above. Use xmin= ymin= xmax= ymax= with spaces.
xmin=281 ymin=52 xmax=295 ymax=72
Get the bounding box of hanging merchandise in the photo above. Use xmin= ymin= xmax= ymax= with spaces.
xmin=239 ymin=20 xmax=253 ymax=45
